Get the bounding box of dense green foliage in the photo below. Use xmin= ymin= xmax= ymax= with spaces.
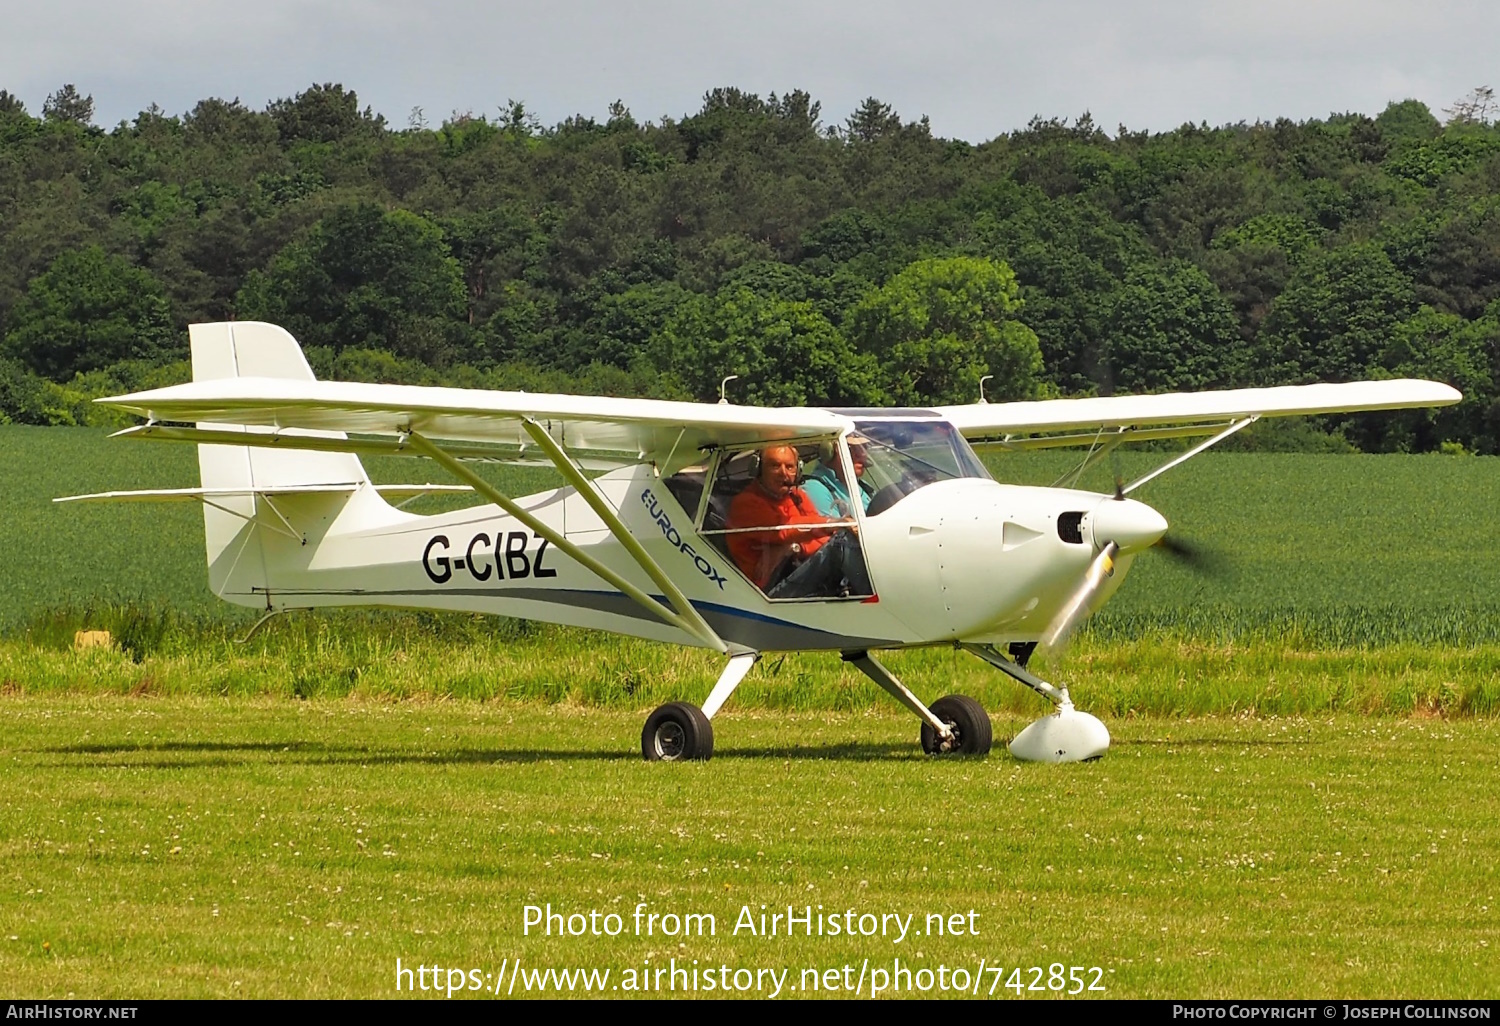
xmin=847 ymin=256 xmax=1043 ymax=404
xmin=0 ymin=245 xmax=177 ymax=379
xmin=2 ymin=84 xmax=1500 ymax=449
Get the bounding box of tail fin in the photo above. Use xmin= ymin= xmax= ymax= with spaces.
xmin=191 ymin=322 xmax=374 ymax=604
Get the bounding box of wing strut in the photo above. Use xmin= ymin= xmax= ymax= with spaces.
xmin=403 ymin=429 xmax=728 ymax=655
xmin=1054 ymin=428 xmax=1127 ymax=488
xmin=517 ymin=418 xmax=727 ymax=654
xmin=1122 ymin=416 xmax=1258 ymax=495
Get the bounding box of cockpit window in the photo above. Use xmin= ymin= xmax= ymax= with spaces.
xmin=855 ymin=420 xmax=990 ymax=516
xmin=675 ymin=440 xmax=874 ymax=601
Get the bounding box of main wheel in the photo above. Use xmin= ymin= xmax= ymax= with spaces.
xmin=641 ymin=702 xmax=715 ymax=762
xmin=920 ymin=695 xmax=993 ymax=756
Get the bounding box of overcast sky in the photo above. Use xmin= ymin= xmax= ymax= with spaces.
xmin=4 ymin=1 xmax=1496 ymax=140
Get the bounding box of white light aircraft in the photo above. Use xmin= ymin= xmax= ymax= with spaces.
xmin=62 ymin=322 xmax=1460 ymax=763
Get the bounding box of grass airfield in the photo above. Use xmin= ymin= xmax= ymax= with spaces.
xmin=2 ymin=426 xmax=1500 ymax=998
xmin=0 ymin=699 xmax=1495 ymax=998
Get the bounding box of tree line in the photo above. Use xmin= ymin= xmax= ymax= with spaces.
xmin=1 ymin=82 xmax=1497 ymax=452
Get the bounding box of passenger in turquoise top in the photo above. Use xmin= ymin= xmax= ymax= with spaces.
xmin=802 ymin=441 xmax=873 ymax=518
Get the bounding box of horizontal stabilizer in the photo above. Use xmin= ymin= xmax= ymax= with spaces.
xmin=55 ymin=484 xmax=473 ymax=504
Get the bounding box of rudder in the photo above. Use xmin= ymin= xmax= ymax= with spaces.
xmin=191 ymin=322 xmax=373 ymax=603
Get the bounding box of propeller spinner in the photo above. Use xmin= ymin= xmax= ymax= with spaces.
xmin=1037 ymin=496 xmax=1169 ymax=661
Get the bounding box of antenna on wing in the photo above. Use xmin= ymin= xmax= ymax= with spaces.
xmin=978 ymin=374 xmax=993 ymax=404
xmin=718 ymin=375 xmax=740 ymax=405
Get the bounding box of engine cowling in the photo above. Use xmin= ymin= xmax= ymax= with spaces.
xmin=860 ymin=479 xmax=1114 ymax=641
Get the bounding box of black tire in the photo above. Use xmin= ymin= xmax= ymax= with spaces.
xmin=641 ymin=702 xmax=715 ymax=762
xmin=920 ymin=695 xmax=993 ymax=756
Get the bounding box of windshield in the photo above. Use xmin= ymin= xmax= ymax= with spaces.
xmin=854 ymin=419 xmax=989 ymax=516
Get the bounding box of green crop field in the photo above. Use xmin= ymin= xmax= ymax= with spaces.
xmin=6 ymin=424 xmax=1500 ymax=642
xmin=0 ymin=425 xmax=563 ymax=627
xmin=6 ymin=423 xmax=1500 ymax=719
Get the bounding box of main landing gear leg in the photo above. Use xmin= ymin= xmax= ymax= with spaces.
xmin=641 ymin=651 xmax=759 ymax=763
xmin=702 ymin=652 xmax=759 ymax=719
xmin=960 ymin=644 xmax=1110 ymax=763
xmin=843 ymin=650 xmax=992 ymax=756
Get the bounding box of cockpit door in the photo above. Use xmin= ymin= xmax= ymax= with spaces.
xmin=672 ymin=438 xmax=875 ymax=602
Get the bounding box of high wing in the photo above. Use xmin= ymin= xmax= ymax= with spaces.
xmin=98 ymin=377 xmax=852 ymax=473
xmin=938 ymin=378 xmax=1462 ymax=493
xmin=96 ymin=362 xmax=861 ymax=659
xmin=103 ymin=373 xmax=1461 ymax=467
xmin=937 ymin=379 xmax=1461 ymax=449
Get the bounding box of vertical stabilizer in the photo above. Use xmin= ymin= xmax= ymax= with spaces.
xmin=190 ymin=322 xmax=373 ymax=604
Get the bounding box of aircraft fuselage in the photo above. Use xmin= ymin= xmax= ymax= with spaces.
xmin=211 ymin=464 xmax=1167 ymax=653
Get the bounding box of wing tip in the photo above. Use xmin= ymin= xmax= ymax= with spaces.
xmin=1432 ymin=381 xmax=1464 ymax=405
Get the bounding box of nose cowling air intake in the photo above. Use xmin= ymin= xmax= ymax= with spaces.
xmin=1085 ymin=496 xmax=1168 ymax=554
xmin=1036 ymin=495 xmax=1169 ymax=661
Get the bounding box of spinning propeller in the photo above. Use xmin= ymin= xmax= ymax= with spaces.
xmin=1035 ymin=489 xmax=1221 ymax=663
xmin=1033 ymin=355 xmax=1228 ymax=661
xmin=1153 ymin=532 xmax=1223 ymax=574
xmin=1037 ymin=539 xmax=1120 ymax=658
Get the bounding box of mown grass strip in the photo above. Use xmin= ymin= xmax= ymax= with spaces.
xmin=0 ymin=698 xmax=1494 ymax=998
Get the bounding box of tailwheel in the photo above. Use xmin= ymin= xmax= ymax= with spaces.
xmin=641 ymin=702 xmax=715 ymax=762
xmin=920 ymin=695 xmax=993 ymax=756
